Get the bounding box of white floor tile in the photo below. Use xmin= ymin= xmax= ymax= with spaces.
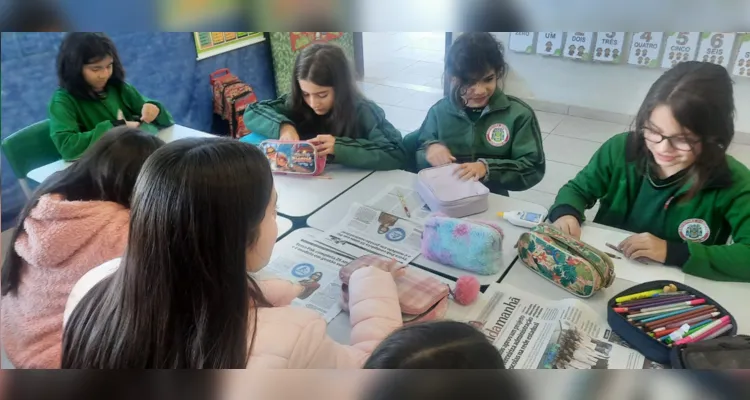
xmin=508 ymin=189 xmax=556 ymax=211
xmin=392 ymin=47 xmax=445 ymax=63
xmin=728 ymin=143 xmax=750 ymax=168
xmin=361 ymin=84 xmax=417 ymax=107
xmin=384 ymin=70 xmax=436 ymax=87
xmin=535 ymin=161 xmax=582 ymax=195
xmin=400 ymin=61 xmax=445 ymax=79
xmin=397 ymin=90 xmax=443 ymax=111
xmin=543 ymin=134 xmax=601 ymax=167
xmin=378 ymin=104 xmax=427 ymax=132
xmin=363 ymin=61 xmax=410 ymax=80
xmin=535 ymin=111 xmax=566 ymax=134
xmin=551 ymin=116 xmax=629 ymax=143
xmin=423 ymin=77 xmax=444 ymax=90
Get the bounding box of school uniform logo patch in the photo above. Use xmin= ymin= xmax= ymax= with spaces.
xmin=486 ymin=123 xmax=510 ymax=147
xmin=678 ymin=219 xmax=710 ymax=243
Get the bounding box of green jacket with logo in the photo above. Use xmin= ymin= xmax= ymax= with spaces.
xmin=243 ymin=94 xmax=406 ymax=171
xmin=415 ymin=91 xmax=545 ymax=194
xmin=550 ymin=132 xmax=750 ymax=282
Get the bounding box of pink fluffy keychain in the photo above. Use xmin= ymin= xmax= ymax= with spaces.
xmin=449 ymin=276 xmax=480 ymax=305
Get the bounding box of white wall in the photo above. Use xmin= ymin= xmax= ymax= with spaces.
xmin=491 ymin=32 xmax=750 ymax=133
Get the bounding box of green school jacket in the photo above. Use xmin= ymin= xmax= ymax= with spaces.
xmin=48 ymin=83 xmax=174 ymax=161
xmin=551 ymin=132 xmax=750 ymax=282
xmin=242 ymin=94 xmax=406 ymax=171
xmin=415 ymin=91 xmax=545 ymax=194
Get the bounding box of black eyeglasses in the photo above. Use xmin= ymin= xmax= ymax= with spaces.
xmin=642 ymin=128 xmax=701 ymax=151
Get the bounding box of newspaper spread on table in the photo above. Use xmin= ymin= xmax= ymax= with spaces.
xmin=457 ymin=283 xmax=663 ymax=369
xmin=257 ymin=234 xmax=360 ymax=322
xmin=321 ymin=203 xmax=423 ymax=265
xmin=368 ymin=184 xmax=432 ymax=224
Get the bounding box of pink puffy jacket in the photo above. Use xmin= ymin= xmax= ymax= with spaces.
xmin=63 ymin=258 xmax=403 ymax=368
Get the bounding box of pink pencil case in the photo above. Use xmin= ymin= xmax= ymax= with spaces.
xmin=259 ymin=140 xmax=326 ymax=176
xmin=416 ymin=164 xmax=490 ymax=218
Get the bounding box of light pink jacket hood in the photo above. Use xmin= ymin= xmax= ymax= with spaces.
xmin=63 ymin=258 xmax=402 ymax=369
xmin=1 ymin=194 xmax=130 ymax=368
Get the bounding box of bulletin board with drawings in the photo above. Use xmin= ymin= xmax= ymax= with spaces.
xmin=193 ymin=32 xmax=265 ymax=60
xmin=508 ymin=32 xmax=748 ymax=74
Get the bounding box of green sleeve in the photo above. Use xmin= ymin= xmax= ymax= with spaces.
xmin=550 ymin=135 xmax=618 ymax=220
xmin=482 ymin=115 xmax=545 ymax=191
xmin=120 ymin=83 xmax=174 ymax=127
xmin=48 ymin=94 xmax=114 ymax=161
xmin=242 ymin=94 xmax=294 ymax=140
xmin=333 ymin=102 xmax=406 ymax=170
xmin=683 ymin=189 xmax=750 ymax=282
xmin=415 ymin=106 xmax=441 ymax=171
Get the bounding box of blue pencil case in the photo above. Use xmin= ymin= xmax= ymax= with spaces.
xmin=607 ymin=280 xmax=738 ymax=366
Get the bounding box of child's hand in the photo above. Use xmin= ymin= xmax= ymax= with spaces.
xmin=125 ymin=121 xmax=141 ymax=128
xmin=553 ymin=215 xmax=581 ymax=239
xmin=370 ymin=258 xmax=407 ymax=279
xmin=140 ymin=103 xmax=160 ymax=123
xmin=279 ymin=124 xmax=300 ymax=141
xmin=618 ymin=233 xmax=667 ymax=263
xmin=455 ymin=162 xmax=487 ymax=181
xmin=311 ymin=134 xmax=336 ymax=157
xmin=426 ymin=143 xmax=456 ymax=166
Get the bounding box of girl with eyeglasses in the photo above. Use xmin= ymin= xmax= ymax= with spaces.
xmin=550 ymin=61 xmax=750 ymax=282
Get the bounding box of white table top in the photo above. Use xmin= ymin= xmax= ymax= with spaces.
xmin=27 ymin=124 xmax=216 ymax=183
xmin=503 ymin=223 xmax=750 ymax=335
xmin=273 ymin=165 xmax=372 ymax=217
xmin=307 ymin=170 xmax=550 ymax=285
xmin=276 ymin=216 xmax=293 ymax=239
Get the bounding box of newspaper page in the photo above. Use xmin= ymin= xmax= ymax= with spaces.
xmin=459 ymin=283 xmax=662 ymax=369
xmin=322 ymin=203 xmax=423 ymax=265
xmin=368 ymin=184 xmax=432 ymax=224
xmin=256 ymin=234 xmax=360 ymax=322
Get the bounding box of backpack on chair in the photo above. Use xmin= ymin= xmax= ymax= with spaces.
xmin=210 ymin=68 xmax=257 ymax=138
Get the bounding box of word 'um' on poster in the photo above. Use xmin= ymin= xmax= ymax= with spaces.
xmin=628 ymin=32 xmax=664 ymax=68
xmin=536 ymin=32 xmax=563 ymax=56
xmin=593 ymin=32 xmax=625 ymax=63
xmin=563 ymin=32 xmax=594 ymax=61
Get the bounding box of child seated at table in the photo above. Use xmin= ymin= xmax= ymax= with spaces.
xmin=550 ymin=61 xmax=750 ymax=282
xmin=412 ymin=32 xmax=545 ymax=196
xmin=0 ymin=127 xmax=164 ymax=368
xmin=49 ymin=32 xmax=174 ymax=161
xmin=242 ymin=43 xmax=406 ymax=171
xmin=61 ymin=138 xmax=404 ymax=368
xmin=363 ymin=320 xmax=505 ymax=368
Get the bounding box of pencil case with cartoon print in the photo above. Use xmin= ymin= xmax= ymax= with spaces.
xmin=259 ymin=140 xmax=326 ymax=176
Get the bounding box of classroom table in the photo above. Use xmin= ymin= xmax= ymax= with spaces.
xmin=268 ymin=227 xmax=476 ymax=345
xmin=273 ymin=165 xmax=373 ymax=218
xmin=26 ymin=124 xmax=216 ymax=184
xmin=307 ymin=170 xmax=550 ymax=285
xmin=501 ymin=223 xmax=750 ymax=335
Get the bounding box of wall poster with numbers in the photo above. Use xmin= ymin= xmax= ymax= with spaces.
xmin=193 ymin=32 xmax=265 ymax=60
xmin=593 ymin=32 xmax=625 ymax=63
xmin=536 ymin=32 xmax=564 ymax=56
xmin=509 ymin=32 xmax=536 ymax=53
xmin=732 ymin=34 xmax=750 ymax=78
xmin=697 ymin=32 xmax=737 ymax=67
xmin=563 ymin=32 xmax=594 ymax=60
xmin=628 ymin=32 xmax=664 ymax=67
xmin=662 ymin=32 xmax=700 ymax=69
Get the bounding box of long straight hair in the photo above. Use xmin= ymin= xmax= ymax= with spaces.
xmin=628 ymin=61 xmax=735 ymax=200
xmin=61 ymin=138 xmax=273 ymax=368
xmin=288 ymin=43 xmax=361 ymax=138
xmin=1 ymin=127 xmax=164 ymax=296
xmin=445 ymin=32 xmax=508 ymax=107
xmin=56 ymin=32 xmax=126 ymax=100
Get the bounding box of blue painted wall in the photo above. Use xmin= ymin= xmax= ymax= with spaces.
xmin=1 ymin=32 xmax=277 ymax=230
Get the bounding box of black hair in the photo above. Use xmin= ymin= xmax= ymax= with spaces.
xmin=288 ymin=42 xmax=361 ymax=138
xmin=363 ymin=320 xmax=505 ymax=369
xmin=61 ymin=138 xmax=274 ymax=368
xmin=628 ymin=61 xmax=735 ymax=200
xmin=363 ymin=370 xmax=525 ymax=400
xmin=445 ymin=32 xmax=508 ymax=107
xmin=1 ymin=127 xmax=164 ymax=296
xmin=56 ymin=32 xmax=125 ymax=100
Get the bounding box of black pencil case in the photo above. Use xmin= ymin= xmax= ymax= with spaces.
xmin=670 ymin=334 xmax=750 ymax=369
xmin=606 ymin=280 xmax=738 ymax=366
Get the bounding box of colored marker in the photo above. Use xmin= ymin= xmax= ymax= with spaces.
xmin=653 ymin=327 xmax=680 ymax=338
xmin=628 ymin=305 xmax=694 ymax=320
xmin=642 ymin=305 xmax=715 ymax=326
xmin=691 ymin=318 xmax=732 ymax=343
xmin=703 ymin=324 xmax=733 ymax=341
xmin=616 ymin=289 xmax=669 ymax=304
xmin=674 ymin=316 xmax=730 ymax=345
xmin=616 ymin=295 xmax=695 ymax=309
xmin=685 ymin=319 xmax=715 ymax=335
xmin=658 ymin=312 xmax=720 ymax=331
xmin=638 ymin=299 xmax=705 ymax=313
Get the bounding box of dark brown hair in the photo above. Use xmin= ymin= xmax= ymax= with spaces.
xmin=288 ymin=42 xmax=361 ymax=138
xmin=628 ymin=61 xmax=735 ymax=200
xmin=1 ymin=127 xmax=164 ymax=296
xmin=61 ymin=138 xmax=273 ymax=368
xmin=445 ymin=32 xmax=508 ymax=107
xmin=56 ymin=32 xmax=126 ymax=100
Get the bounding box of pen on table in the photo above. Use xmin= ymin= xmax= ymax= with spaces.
xmin=396 ymin=190 xmax=411 ymax=218
xmin=604 ymin=251 xmax=621 ymax=259
xmin=605 ymin=242 xmax=650 ymax=264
